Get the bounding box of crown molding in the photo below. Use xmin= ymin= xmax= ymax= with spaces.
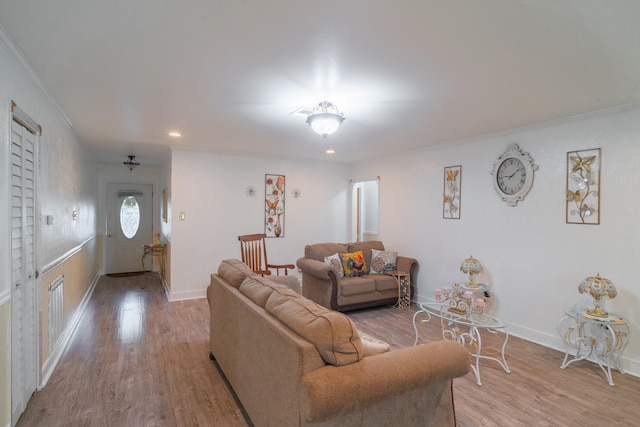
xmin=0 ymin=23 xmax=73 ymax=127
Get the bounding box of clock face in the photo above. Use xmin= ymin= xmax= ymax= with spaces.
xmin=496 ymin=157 xmax=526 ymax=195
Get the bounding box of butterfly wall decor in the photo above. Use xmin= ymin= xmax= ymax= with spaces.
xmin=265 ymin=174 xmax=286 ymax=237
xmin=566 ymin=148 xmax=600 ymax=225
xmin=443 ymin=165 xmax=462 ymax=219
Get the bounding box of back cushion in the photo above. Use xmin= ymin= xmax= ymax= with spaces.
xmin=347 ymin=241 xmax=385 ymax=269
xmin=239 ymin=275 xmax=298 ymax=308
xmin=304 ymin=243 xmax=348 ymax=262
xmin=217 ymin=259 xmax=254 ymax=289
xmin=265 ymin=292 xmax=363 ymax=366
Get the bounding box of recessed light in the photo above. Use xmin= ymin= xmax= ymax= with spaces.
xmin=168 ymin=131 xmax=182 ymax=137
xmin=326 ymin=149 xmax=335 ymax=154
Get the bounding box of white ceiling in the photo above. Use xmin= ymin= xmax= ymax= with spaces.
xmin=1 ymin=1 xmax=640 ymax=165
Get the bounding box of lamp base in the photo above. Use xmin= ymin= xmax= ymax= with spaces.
xmin=586 ymin=306 xmax=608 ymax=317
xmin=465 ymin=280 xmax=481 ymax=289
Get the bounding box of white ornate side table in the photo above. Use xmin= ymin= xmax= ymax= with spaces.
xmin=413 ymin=302 xmax=511 ymax=385
xmin=558 ymin=308 xmax=630 ymax=386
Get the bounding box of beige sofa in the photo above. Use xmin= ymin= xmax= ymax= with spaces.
xmin=296 ymin=241 xmax=418 ymax=311
xmin=207 ymin=259 xmax=469 ymax=427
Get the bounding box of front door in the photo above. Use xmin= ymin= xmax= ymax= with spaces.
xmin=105 ymin=183 xmax=153 ymax=274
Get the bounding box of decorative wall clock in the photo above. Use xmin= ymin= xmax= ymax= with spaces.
xmin=490 ymin=143 xmax=538 ymax=206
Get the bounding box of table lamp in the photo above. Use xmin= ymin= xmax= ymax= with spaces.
xmin=460 ymin=256 xmax=483 ymax=288
xmin=578 ymin=273 xmax=617 ymax=317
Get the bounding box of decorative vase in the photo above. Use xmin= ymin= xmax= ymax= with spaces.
xmin=274 ymin=214 xmax=282 ymax=237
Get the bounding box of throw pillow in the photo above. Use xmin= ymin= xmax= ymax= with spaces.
xmin=340 ymin=250 xmax=368 ymax=277
xmin=370 ymin=249 xmax=398 ymax=274
xmin=324 ymin=253 xmax=345 ymax=278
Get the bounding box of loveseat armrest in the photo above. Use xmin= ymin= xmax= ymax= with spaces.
xmin=301 ymin=341 xmax=469 ymax=423
xmin=396 ymin=255 xmax=418 ymax=276
xmin=296 ymin=257 xmax=333 ymax=280
xmin=297 ymin=257 xmax=339 ymax=309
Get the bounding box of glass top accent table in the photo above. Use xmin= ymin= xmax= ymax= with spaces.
xmin=413 ymin=302 xmax=511 ymax=385
xmin=558 ymin=308 xmax=630 ymax=386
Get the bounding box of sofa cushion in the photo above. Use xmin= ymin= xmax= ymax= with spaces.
xmin=265 ymin=291 xmax=363 ymax=366
xmin=269 ymin=275 xmax=302 ymax=294
xmin=218 ymin=258 xmax=254 ymax=289
xmin=305 ymin=243 xmax=348 ymax=262
xmin=324 ymin=253 xmax=345 ymax=278
xmin=347 ymin=241 xmax=385 ymax=268
xmin=340 ymin=277 xmax=376 ymax=296
xmin=340 ymin=251 xmax=368 ymax=277
xmin=239 ymin=275 xmax=299 ymax=307
xmin=370 ymin=249 xmax=398 ymax=274
xmin=371 ymin=274 xmax=399 ymax=292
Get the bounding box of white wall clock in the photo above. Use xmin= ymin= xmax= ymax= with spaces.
xmin=490 ymin=143 xmax=538 ymax=206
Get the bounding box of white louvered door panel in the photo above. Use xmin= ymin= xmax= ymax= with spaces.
xmin=11 ymin=120 xmax=38 ymax=425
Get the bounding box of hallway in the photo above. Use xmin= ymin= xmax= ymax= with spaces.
xmin=17 ymin=275 xmax=249 ymax=427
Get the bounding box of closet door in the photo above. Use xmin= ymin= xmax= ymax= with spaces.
xmin=11 ymin=116 xmax=38 ymax=425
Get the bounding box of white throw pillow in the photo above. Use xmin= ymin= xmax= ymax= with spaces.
xmin=370 ymin=249 xmax=398 ymax=274
xmin=324 ymin=253 xmax=345 ymax=278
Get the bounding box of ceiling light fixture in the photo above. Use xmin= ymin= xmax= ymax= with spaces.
xmin=168 ymin=131 xmax=182 ymax=137
xmin=123 ymin=155 xmax=140 ymax=171
xmin=306 ymin=101 xmax=345 ymax=138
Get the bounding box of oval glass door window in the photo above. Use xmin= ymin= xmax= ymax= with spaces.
xmin=120 ymin=196 xmax=141 ymax=239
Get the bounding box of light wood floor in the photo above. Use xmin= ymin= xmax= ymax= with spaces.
xmin=17 ymin=275 xmax=640 ymax=426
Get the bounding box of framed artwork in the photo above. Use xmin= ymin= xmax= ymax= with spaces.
xmin=566 ymin=148 xmax=600 ymax=225
xmin=443 ymin=165 xmax=461 ymax=219
xmin=265 ymin=174 xmax=285 ymax=237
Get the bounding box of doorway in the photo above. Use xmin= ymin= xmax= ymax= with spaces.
xmin=105 ymin=183 xmax=153 ymax=274
xmin=352 ymin=179 xmax=379 ymax=242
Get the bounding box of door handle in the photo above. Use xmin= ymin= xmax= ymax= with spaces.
xmin=16 ymin=282 xmax=22 ymax=288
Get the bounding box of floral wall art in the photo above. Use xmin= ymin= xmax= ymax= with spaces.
xmin=443 ymin=165 xmax=461 ymax=219
xmin=566 ymin=148 xmax=600 ymax=225
xmin=265 ymin=174 xmax=286 ymax=237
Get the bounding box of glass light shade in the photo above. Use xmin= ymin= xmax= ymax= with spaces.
xmin=460 ymin=256 xmax=483 ymax=288
xmin=306 ymin=101 xmax=345 ymax=138
xmin=578 ymin=273 xmax=617 ymax=317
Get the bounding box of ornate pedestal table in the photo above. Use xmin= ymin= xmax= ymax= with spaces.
xmin=558 ymin=308 xmax=629 ymax=386
xmin=413 ymin=302 xmax=511 ymax=385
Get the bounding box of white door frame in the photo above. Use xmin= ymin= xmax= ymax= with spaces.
xmin=10 ymin=104 xmax=40 ymax=426
xmin=104 ymin=183 xmax=154 ymax=274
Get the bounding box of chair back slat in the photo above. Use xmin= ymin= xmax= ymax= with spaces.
xmin=238 ymin=233 xmax=269 ymax=274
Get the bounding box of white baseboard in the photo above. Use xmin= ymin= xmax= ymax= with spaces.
xmin=508 ymin=321 xmax=640 ymax=378
xmin=39 ymin=273 xmax=100 ymax=389
xmin=168 ymin=288 xmax=206 ymax=302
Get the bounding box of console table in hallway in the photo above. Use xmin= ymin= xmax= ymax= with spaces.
xmin=141 ymin=244 xmax=166 ymax=288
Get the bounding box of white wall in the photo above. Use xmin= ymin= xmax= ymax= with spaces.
xmin=351 ymin=104 xmax=640 ymax=376
xmin=1 ymin=26 xmax=98 ymax=426
xmin=169 ymin=150 xmax=350 ymax=301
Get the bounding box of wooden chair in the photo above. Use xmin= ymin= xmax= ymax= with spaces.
xmin=238 ymin=233 xmax=295 ymax=276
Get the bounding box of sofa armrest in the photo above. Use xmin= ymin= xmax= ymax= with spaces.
xmin=301 ymin=341 xmax=469 ymax=423
xmin=296 ymin=257 xmax=333 ymax=280
xmin=396 ymin=255 xmax=417 ymax=276
xmin=297 ymin=257 xmax=340 ymax=309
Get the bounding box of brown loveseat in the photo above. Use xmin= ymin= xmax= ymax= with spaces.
xmin=296 ymin=241 xmax=418 ymax=311
xmin=208 ymin=259 xmax=468 ymax=427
